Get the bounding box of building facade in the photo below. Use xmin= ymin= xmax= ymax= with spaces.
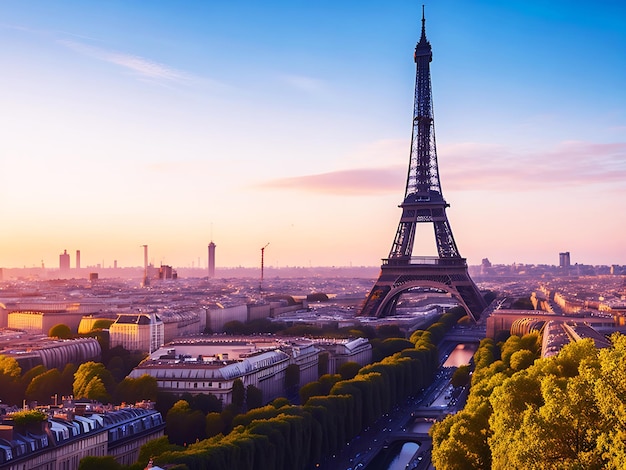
xmin=129 ymin=339 xmax=293 ymax=405
xmin=0 ymin=332 xmax=101 ymax=371
xmin=0 ymin=405 xmax=164 ymax=470
xmin=109 ymin=313 xmax=164 ymax=354
xmin=129 ymin=336 xmax=372 ymax=405
xmin=59 ymin=250 xmax=70 ymax=272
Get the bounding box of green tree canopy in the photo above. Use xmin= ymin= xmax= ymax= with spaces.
xmin=91 ymin=319 xmax=114 ymax=330
xmin=26 ymin=368 xmax=62 ymax=404
xmin=338 ymin=361 xmax=361 ymax=380
xmin=285 ymin=363 xmax=301 ymax=392
xmin=205 ymin=412 xmax=225 ymax=439
xmin=376 ymin=324 xmax=403 ymax=339
xmin=114 ymin=374 xmax=158 ymax=404
xmin=11 ymin=409 xmax=47 ymax=427
xmin=246 ymin=384 xmax=263 ymax=410
xmin=0 ymin=355 xmax=21 ymax=378
xmin=49 ymin=323 xmax=73 ymax=339
xmin=509 ymin=349 xmax=536 ymax=371
xmin=166 ymin=400 xmax=206 ymax=446
xmin=73 ymin=361 xmax=114 ymax=401
xmin=432 ymin=334 xmax=626 ymax=470
xmin=0 ymin=356 xmax=23 ymax=405
xmin=223 ymin=320 xmax=247 ymax=335
xmin=299 ymin=381 xmax=322 ymax=405
xmin=450 ymin=365 xmax=471 ymax=388
xmin=77 ymin=456 xmax=121 ymax=470
xmin=232 ymin=378 xmax=245 ymax=410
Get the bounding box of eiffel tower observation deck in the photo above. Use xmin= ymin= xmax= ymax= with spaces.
xmin=360 ymin=8 xmax=486 ymax=321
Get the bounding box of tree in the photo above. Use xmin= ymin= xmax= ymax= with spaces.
xmin=91 ymin=319 xmax=114 ymax=331
xmin=11 ymin=409 xmax=47 ymax=427
xmin=232 ymin=378 xmax=245 ymax=409
xmin=318 ymin=374 xmax=342 ymax=395
xmin=318 ymin=352 xmax=329 ymax=376
xmin=377 ymin=338 xmax=413 ymax=359
xmin=78 ymin=456 xmax=121 ymax=470
xmin=60 ymin=363 xmax=77 ymax=396
xmin=285 ymin=364 xmax=300 ymax=394
xmin=509 ymin=349 xmax=535 ymax=371
xmin=223 ymin=320 xmax=247 ymax=335
xmin=0 ymin=355 xmax=21 ymax=378
xmin=137 ymin=436 xmax=183 ymax=466
xmin=431 ymin=401 xmax=492 ymax=469
xmin=49 ymin=323 xmax=73 ymax=339
xmin=246 ymin=384 xmax=263 ymax=410
xmin=376 ymin=324 xmax=403 ymax=339
xmin=21 ymin=365 xmax=47 ymax=398
xmin=84 ymin=376 xmax=109 ymax=402
xmin=433 ymin=335 xmax=618 ymax=470
xmin=107 ymin=356 xmax=126 ymax=383
xmin=0 ymin=355 xmax=22 ymax=405
xmin=300 ymin=381 xmax=323 ymax=405
xmin=205 ymin=412 xmax=225 ymax=438
xmin=73 ymin=362 xmax=114 ymax=401
xmin=26 ymin=368 xmax=62 ymax=404
xmin=450 ymin=365 xmax=470 ymax=388
xmin=114 ymin=374 xmax=157 ymax=404
xmin=272 ymin=397 xmax=290 ymax=408
xmin=338 ymin=361 xmax=361 ymax=380
xmin=220 ymin=403 xmax=239 ymax=435
xmin=102 ymin=346 xmax=145 ymax=377
xmin=187 ymin=392 xmax=222 ymax=414
xmin=592 ymin=333 xmax=626 ymax=468
xmin=166 ymin=400 xmax=206 ymax=446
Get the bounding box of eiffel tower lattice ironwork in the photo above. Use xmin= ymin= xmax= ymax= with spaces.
xmin=360 ymin=9 xmax=486 ymax=321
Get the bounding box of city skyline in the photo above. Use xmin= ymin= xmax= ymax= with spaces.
xmin=1 ymin=1 xmax=624 ymax=270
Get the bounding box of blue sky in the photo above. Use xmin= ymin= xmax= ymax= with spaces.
xmin=0 ymin=1 xmax=624 ymax=269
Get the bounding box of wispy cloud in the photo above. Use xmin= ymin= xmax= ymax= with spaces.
xmin=3 ymin=23 xmax=193 ymax=85
xmin=441 ymin=140 xmax=626 ymax=190
xmin=279 ymin=74 xmax=326 ymax=94
xmin=259 ymin=140 xmax=626 ymax=195
xmin=257 ymin=166 xmax=405 ymax=195
xmin=58 ymin=39 xmax=189 ymax=83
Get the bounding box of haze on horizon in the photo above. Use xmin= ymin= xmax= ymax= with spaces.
xmin=0 ymin=1 xmax=624 ymax=270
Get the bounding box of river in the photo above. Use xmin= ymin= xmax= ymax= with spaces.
xmin=443 ymin=343 xmax=477 ymax=367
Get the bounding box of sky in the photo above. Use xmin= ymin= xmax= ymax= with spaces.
xmin=0 ymin=0 xmax=624 ymax=270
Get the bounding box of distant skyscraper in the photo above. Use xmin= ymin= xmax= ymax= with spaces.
xmin=142 ymin=245 xmax=150 ymax=287
xmin=59 ymin=250 xmax=70 ymax=271
xmin=208 ymin=241 xmax=216 ymax=278
xmin=559 ymin=252 xmax=571 ymax=268
xmin=76 ymin=250 xmax=81 ymax=270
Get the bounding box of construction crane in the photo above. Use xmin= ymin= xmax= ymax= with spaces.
xmin=260 ymin=243 xmax=269 ymax=290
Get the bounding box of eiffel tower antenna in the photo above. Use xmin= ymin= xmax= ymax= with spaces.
xmin=360 ymin=8 xmax=486 ymax=321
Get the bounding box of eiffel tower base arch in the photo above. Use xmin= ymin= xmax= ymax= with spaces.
xmin=360 ymin=259 xmax=486 ymax=321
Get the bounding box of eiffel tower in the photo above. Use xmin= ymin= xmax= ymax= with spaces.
xmin=360 ymin=8 xmax=486 ymax=321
